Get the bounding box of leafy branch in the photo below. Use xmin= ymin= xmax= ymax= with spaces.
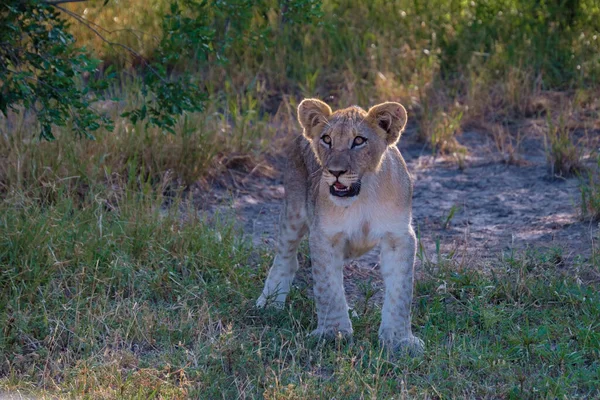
xmin=0 ymin=0 xmax=323 ymax=139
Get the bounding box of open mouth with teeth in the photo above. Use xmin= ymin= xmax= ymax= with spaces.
xmin=330 ymin=181 xmax=361 ymax=197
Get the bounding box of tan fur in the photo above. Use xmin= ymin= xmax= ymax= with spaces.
xmin=257 ymin=98 xmax=424 ymax=355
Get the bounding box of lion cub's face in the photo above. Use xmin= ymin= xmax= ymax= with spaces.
xmin=297 ymin=99 xmax=407 ymax=203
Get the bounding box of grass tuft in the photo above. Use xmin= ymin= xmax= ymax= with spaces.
xmin=544 ymin=109 xmax=584 ymax=178
xmin=580 ymin=155 xmax=600 ymax=221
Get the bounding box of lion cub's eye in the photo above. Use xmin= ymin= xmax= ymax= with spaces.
xmin=321 ymin=135 xmax=332 ymax=147
xmin=352 ymin=136 xmax=367 ymax=148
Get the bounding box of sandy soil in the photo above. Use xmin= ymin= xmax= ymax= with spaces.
xmin=196 ymin=126 xmax=598 ymax=304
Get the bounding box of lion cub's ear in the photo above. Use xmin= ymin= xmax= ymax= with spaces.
xmin=297 ymin=98 xmax=332 ymax=140
xmin=367 ymin=102 xmax=407 ymax=146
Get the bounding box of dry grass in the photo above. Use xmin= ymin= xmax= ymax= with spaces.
xmin=543 ymin=98 xmax=588 ymax=178
xmin=2 ymin=2 xmax=600 ymax=397
xmin=580 ymin=155 xmax=600 ymax=222
xmin=0 ymin=90 xmax=274 ymax=198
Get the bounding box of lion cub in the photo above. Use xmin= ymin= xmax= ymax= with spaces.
xmin=257 ymin=98 xmax=423 ymax=355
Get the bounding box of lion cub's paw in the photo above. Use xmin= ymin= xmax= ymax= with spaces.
xmin=309 ymin=326 xmax=353 ymax=341
xmin=255 ymin=295 xmax=285 ymax=310
xmin=380 ymin=333 xmax=424 ymax=357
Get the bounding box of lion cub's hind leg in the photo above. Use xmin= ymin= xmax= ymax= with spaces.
xmin=256 ymin=198 xmax=308 ymax=308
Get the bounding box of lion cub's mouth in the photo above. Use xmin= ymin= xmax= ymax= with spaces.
xmin=330 ymin=181 xmax=361 ymax=198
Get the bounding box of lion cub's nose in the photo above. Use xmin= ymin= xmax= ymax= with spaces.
xmin=329 ymin=170 xmax=347 ymax=178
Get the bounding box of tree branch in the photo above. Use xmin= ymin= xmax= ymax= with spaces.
xmin=53 ymin=4 xmax=167 ymax=84
xmin=51 ymin=6 xmax=160 ymax=43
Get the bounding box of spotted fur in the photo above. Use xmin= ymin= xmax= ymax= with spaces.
xmin=257 ymin=98 xmax=424 ymax=355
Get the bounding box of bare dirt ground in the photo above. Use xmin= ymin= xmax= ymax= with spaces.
xmin=195 ymin=125 xmax=599 ymax=304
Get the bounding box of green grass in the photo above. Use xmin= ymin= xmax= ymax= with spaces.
xmin=1 ymin=186 xmax=598 ymax=399
xmin=2 ymin=1 xmax=600 ymax=398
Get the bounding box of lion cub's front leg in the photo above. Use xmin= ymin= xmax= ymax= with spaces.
xmin=309 ymin=231 xmax=353 ymax=338
xmin=378 ymin=225 xmax=424 ymax=355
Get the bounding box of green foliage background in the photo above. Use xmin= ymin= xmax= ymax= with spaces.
xmin=2 ymin=0 xmax=599 ymax=140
